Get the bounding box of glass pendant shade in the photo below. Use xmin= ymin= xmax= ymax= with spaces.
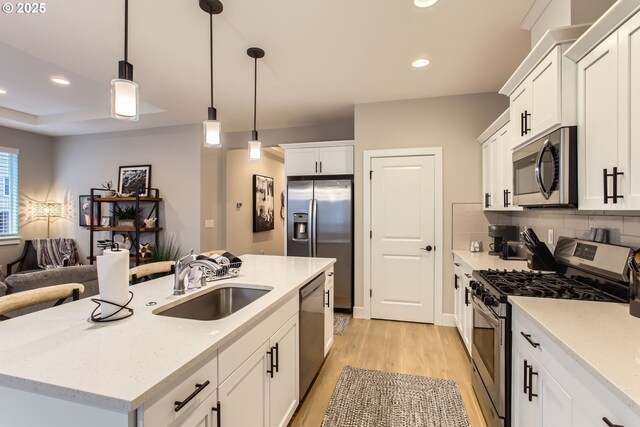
xmin=248 ymin=139 xmax=261 ymax=160
xmin=111 ymin=78 xmax=139 ymax=121
xmin=203 ymin=119 xmax=222 ymax=148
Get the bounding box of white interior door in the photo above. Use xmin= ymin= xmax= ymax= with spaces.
xmin=370 ymin=155 xmax=435 ymax=323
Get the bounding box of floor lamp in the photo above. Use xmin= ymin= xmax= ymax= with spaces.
xmin=33 ymin=202 xmax=62 ymax=238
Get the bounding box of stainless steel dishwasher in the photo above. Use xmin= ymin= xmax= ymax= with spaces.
xmin=299 ymin=273 xmax=325 ymax=399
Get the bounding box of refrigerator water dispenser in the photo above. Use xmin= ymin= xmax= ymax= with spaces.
xmin=293 ymin=213 xmax=309 ymax=240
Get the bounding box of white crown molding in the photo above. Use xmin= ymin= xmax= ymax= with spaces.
xmin=279 ymin=140 xmax=354 ymax=150
xmin=476 ymin=109 xmax=510 ymax=144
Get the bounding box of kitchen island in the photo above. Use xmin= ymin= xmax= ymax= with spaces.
xmin=0 ymin=254 xmax=334 ymax=426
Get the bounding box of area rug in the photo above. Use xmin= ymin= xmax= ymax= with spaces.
xmin=321 ymin=366 xmax=471 ymax=427
xmin=334 ymin=312 xmax=351 ymax=335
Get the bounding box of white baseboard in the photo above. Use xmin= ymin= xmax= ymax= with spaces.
xmin=353 ymin=306 xmax=367 ymax=319
xmin=439 ymin=313 xmax=456 ymax=327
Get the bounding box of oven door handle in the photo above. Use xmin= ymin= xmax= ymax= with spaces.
xmin=534 ymin=139 xmax=554 ymax=200
xmin=471 ymin=296 xmax=499 ymax=328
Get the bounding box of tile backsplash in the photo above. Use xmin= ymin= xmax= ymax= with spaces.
xmin=451 ymin=203 xmax=511 ymax=251
xmin=453 ymin=205 xmax=640 ymax=253
xmin=507 ymin=210 xmax=640 ymax=250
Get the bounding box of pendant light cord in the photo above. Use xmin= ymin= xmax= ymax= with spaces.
xmin=210 ymin=13 xmax=214 ymax=109
xmin=124 ymin=0 xmax=129 ymax=62
xmin=253 ymin=57 xmax=257 ymax=132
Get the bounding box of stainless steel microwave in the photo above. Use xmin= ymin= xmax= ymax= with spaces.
xmin=512 ymin=127 xmax=577 ymax=208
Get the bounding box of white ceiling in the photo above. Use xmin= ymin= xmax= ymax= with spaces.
xmin=0 ymin=0 xmax=534 ymax=137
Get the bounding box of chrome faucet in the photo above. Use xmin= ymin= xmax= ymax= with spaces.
xmin=173 ymin=249 xmax=219 ymax=295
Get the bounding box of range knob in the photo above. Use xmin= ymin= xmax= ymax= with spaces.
xmin=484 ymin=295 xmax=499 ymax=307
xmin=474 ymin=285 xmax=485 ymax=296
xmin=470 ymin=281 xmax=479 ymax=290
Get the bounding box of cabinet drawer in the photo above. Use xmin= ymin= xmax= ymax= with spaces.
xmin=572 ymin=363 xmax=640 ymax=427
xmin=219 ymin=295 xmax=298 ymax=383
xmin=512 ymin=309 xmax=573 ymax=390
xmin=141 ymin=354 xmax=218 ymax=426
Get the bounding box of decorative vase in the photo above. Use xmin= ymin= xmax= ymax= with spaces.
xmin=143 ymin=218 xmax=157 ymax=228
xmin=117 ymin=219 xmax=135 ymax=228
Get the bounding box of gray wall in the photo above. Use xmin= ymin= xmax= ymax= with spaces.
xmin=52 ymin=125 xmax=202 ymax=260
xmin=354 ymin=92 xmax=509 ymax=316
xmin=0 ymin=126 xmax=54 ymax=271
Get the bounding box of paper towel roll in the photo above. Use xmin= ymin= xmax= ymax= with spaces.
xmin=97 ymin=248 xmax=130 ymax=319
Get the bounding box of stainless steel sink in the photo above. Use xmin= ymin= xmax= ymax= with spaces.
xmin=155 ymin=286 xmax=271 ymax=321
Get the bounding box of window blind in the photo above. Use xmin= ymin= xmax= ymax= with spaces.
xmin=0 ymin=147 xmax=19 ymax=236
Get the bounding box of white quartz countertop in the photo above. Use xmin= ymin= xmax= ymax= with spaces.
xmin=452 ymin=250 xmax=530 ymax=271
xmin=0 ymin=255 xmax=334 ymax=413
xmin=509 ymin=297 xmax=640 ymax=416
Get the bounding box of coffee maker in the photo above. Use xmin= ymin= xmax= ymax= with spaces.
xmin=488 ymin=225 xmax=519 ymax=256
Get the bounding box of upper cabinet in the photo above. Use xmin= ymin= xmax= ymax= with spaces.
xmin=566 ymin=1 xmax=640 ymax=210
xmin=281 ymin=142 xmax=354 ymax=176
xmin=500 ymin=26 xmax=588 ymax=148
xmin=478 ymin=110 xmax=521 ymax=211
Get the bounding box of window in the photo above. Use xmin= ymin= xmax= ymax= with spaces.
xmin=0 ymin=147 xmax=18 ymax=238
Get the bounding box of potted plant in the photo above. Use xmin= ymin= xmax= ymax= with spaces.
xmin=113 ymin=205 xmax=143 ymax=227
xmin=102 ymin=181 xmax=116 ymax=197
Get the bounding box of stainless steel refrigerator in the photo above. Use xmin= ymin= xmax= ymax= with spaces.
xmin=287 ymin=178 xmax=353 ymax=310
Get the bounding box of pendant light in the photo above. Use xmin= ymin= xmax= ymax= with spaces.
xmin=247 ymin=47 xmax=265 ymax=160
xmin=200 ymin=0 xmax=224 ymax=148
xmin=111 ymin=0 xmax=139 ymax=121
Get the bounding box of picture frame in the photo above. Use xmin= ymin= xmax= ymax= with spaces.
xmin=253 ymin=174 xmax=275 ymax=232
xmin=118 ymin=165 xmax=151 ymax=197
xmin=101 ymin=216 xmax=112 ymax=227
xmin=79 ymin=195 xmax=100 ymax=227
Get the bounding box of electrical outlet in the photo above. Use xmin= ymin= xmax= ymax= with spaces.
xmin=548 ymin=229 xmax=555 ymax=244
xmin=205 ymin=219 xmax=215 ymax=229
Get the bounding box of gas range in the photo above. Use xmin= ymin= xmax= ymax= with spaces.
xmin=468 ymin=237 xmax=633 ymax=427
xmin=473 ymin=269 xmax=626 ymax=304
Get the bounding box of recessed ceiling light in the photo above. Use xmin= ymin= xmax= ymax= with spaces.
xmin=414 ymin=0 xmax=438 ymax=8
xmin=0 ymin=89 xmax=6 ymax=95
xmin=50 ymin=76 xmax=71 ymax=86
xmin=412 ymin=58 xmax=431 ymax=68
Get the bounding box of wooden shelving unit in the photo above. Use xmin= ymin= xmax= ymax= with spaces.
xmin=87 ymin=187 xmax=163 ymax=266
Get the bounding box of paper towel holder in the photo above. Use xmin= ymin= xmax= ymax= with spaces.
xmin=89 ymin=291 xmax=134 ymax=323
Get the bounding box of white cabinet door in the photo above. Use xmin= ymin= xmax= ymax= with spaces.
xmin=461 ymin=273 xmax=473 ymax=355
xmin=512 ymin=344 xmax=537 ymax=427
xmin=269 ymin=315 xmax=299 ymax=427
xmin=529 ymin=47 xmax=561 ymax=137
xmin=177 ymin=392 xmax=219 ymax=427
xmin=618 ymin=12 xmax=640 ymax=209
xmin=285 ymin=148 xmax=318 ymax=176
xmin=219 ymin=342 xmax=270 ymax=427
xmin=318 ymin=146 xmax=354 ymax=175
xmin=510 ymin=83 xmax=532 ymax=147
xmin=489 ymin=135 xmax=502 ymax=210
xmin=482 ymin=142 xmax=492 ymax=210
xmin=538 ymin=364 xmax=572 ymax=427
xmin=577 ymin=32 xmax=620 ymax=210
xmin=498 ymin=123 xmax=519 ymax=210
xmin=324 ymin=273 xmax=334 ymax=356
xmin=453 ymin=264 xmax=463 ymax=338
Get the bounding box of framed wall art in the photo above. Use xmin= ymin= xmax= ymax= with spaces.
xmin=79 ymin=195 xmax=100 ymax=227
xmin=118 ymin=165 xmax=151 ymax=197
xmin=253 ymin=174 xmax=275 ymax=232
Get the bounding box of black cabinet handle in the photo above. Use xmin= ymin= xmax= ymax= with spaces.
xmin=274 ymin=342 xmax=279 ymax=373
xmin=454 ymin=262 xmax=461 ymax=267
xmin=503 ymin=189 xmax=511 ymax=207
xmin=266 ymin=348 xmax=274 ymax=378
xmin=465 ymin=288 xmax=470 ymax=306
xmin=523 ymin=359 xmax=529 ymax=394
xmin=315 ymin=161 xmax=318 ymax=173
xmin=485 ymin=192 xmax=491 ymax=208
xmin=612 ymin=167 xmax=623 ymax=204
xmin=464 ymin=273 xmax=472 ymax=279
xmin=528 ymin=364 xmax=538 ymax=401
xmin=325 ymin=289 xmax=330 ymax=308
xmin=603 ymin=168 xmax=609 ymax=204
xmin=212 ymin=400 xmax=221 ymax=426
xmin=521 ymin=332 xmax=540 ymax=348
xmin=454 ymin=277 xmax=459 ymax=290
xmin=524 ymin=110 xmax=531 ymax=135
xmin=521 ymin=112 xmax=526 ymax=136
xmin=602 ymin=417 xmax=624 ymax=427
xmin=603 ymin=167 xmax=624 ymax=204
xmin=319 ymin=161 xmax=323 ymax=173
xmin=174 ymin=380 xmax=210 ymax=412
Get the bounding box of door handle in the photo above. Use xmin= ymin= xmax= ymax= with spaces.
xmin=420 ymin=245 xmax=433 ymax=252
xmin=534 ymin=139 xmax=553 ymax=200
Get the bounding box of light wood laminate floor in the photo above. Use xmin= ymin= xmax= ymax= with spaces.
xmin=290 ymin=318 xmax=488 ymax=427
